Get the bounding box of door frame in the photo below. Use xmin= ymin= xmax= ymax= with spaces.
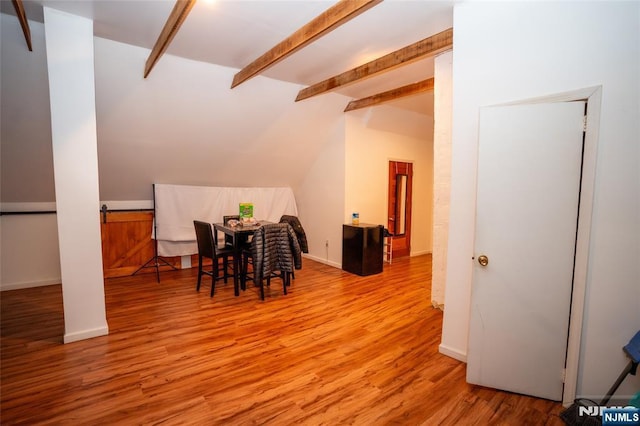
xmin=479 ymin=86 xmax=601 ymax=406
xmin=387 ymin=160 xmax=413 ymax=258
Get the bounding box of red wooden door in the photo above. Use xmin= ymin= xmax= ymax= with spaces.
xmin=387 ymin=161 xmax=413 ymax=258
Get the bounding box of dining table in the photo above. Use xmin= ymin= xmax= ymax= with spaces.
xmin=213 ymin=220 xmax=270 ymax=296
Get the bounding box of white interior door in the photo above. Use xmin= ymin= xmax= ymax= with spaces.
xmin=467 ymin=101 xmax=585 ymax=401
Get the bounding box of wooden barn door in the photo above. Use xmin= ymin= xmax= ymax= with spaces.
xmin=100 ymin=211 xmax=178 ymax=278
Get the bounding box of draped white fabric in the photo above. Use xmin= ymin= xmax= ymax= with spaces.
xmin=154 ymin=184 xmax=298 ymax=256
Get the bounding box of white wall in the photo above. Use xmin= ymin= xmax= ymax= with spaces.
xmin=1 ymin=16 xmax=351 ymax=204
xmin=1 ymin=15 xmax=61 ymax=291
xmin=431 ymin=50 xmax=453 ymax=309
xmin=295 ymin=115 xmax=346 ymax=267
xmin=93 ymin=37 xmax=349 ymax=201
xmin=0 ymin=213 xmax=61 ymax=290
xmin=345 ymin=106 xmax=434 ymax=257
xmin=0 ymin=14 xmax=54 ymax=202
xmin=442 ymin=1 xmax=639 ymax=400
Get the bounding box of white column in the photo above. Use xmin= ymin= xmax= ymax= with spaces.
xmin=431 ymin=50 xmax=453 ymax=310
xmin=43 ymin=7 xmax=108 ymax=343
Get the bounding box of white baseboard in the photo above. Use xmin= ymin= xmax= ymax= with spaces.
xmin=64 ymin=325 xmax=109 ymax=344
xmin=0 ymin=278 xmax=62 ymax=292
xmin=439 ymin=343 xmax=467 ymax=362
xmin=302 ymin=254 xmax=341 ymax=269
xmin=410 ymin=250 xmax=432 ymax=257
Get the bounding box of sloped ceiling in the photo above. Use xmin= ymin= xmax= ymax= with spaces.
xmin=1 ymin=0 xmax=456 ymax=115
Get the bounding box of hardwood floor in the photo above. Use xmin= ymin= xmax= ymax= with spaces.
xmin=1 ymin=255 xmax=565 ymax=425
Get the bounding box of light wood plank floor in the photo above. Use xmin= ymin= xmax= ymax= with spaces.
xmin=1 ymin=255 xmax=565 ymax=425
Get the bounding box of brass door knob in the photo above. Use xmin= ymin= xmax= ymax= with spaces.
xmin=478 ymin=255 xmax=489 ymax=266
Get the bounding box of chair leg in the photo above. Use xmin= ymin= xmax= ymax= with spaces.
xmin=235 ymin=254 xmax=242 ymax=284
xmin=282 ymin=272 xmax=288 ymax=295
xmin=196 ymin=256 xmax=203 ymax=291
xmin=259 ymin=278 xmax=265 ymax=300
xmin=222 ymin=257 xmax=228 ymax=284
xmin=210 ymin=259 xmax=218 ymax=297
xmin=241 ymin=253 xmax=249 ymax=291
xmin=210 ymin=276 xmax=216 ymax=297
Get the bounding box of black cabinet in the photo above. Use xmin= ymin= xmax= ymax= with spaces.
xmin=342 ymin=224 xmax=383 ymax=276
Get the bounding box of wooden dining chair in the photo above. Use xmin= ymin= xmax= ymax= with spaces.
xmin=193 ymin=220 xmax=236 ymax=297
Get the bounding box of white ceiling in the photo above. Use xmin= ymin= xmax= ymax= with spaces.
xmin=1 ymin=0 xmax=457 ymax=115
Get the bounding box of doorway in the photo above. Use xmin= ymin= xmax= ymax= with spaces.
xmin=387 ymin=161 xmax=413 ymax=258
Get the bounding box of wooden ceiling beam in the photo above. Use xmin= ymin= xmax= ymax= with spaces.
xmin=144 ymin=0 xmax=196 ymax=78
xmin=343 ymin=78 xmax=434 ymax=112
xmin=231 ymin=0 xmax=382 ymax=89
xmin=12 ymin=0 xmax=32 ymax=51
xmin=296 ymin=28 xmax=452 ymax=102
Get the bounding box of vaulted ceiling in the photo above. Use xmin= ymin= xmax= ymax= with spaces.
xmin=1 ymin=0 xmax=457 ymax=115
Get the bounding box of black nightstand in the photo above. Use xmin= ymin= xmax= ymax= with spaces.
xmin=342 ymin=224 xmax=383 ymax=276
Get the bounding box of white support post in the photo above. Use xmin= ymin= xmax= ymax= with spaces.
xmin=43 ymin=7 xmax=108 ymax=343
